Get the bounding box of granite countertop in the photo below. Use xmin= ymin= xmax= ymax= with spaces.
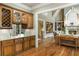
xmin=0 ymin=34 xmax=35 ymax=41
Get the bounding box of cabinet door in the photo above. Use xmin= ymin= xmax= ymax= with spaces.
xmin=23 ymin=37 xmax=29 ymax=50
xmin=29 ymin=36 xmax=35 ymax=48
xmin=0 ymin=5 xmax=12 ymax=29
xmin=15 ymin=39 xmax=23 ymax=54
xmin=27 ymin=14 xmax=33 ymax=29
xmin=0 ymin=42 xmax=1 ymax=56
xmin=2 ymin=40 xmax=15 ymax=56
xmin=21 ymin=13 xmax=28 ymax=24
xmin=2 ymin=45 xmax=15 ymax=56
xmin=13 ymin=10 xmax=22 ymax=24
xmin=21 ymin=13 xmax=28 ymax=29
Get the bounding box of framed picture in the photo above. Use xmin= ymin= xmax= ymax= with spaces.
xmin=46 ymin=22 xmax=53 ymax=33
xmin=55 ymin=21 xmax=64 ymax=31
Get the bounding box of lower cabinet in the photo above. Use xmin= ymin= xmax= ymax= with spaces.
xmin=29 ymin=36 xmax=35 ymax=48
xmin=23 ymin=37 xmax=30 ymax=50
xmin=0 ymin=35 xmax=35 ymax=56
xmin=15 ymin=38 xmax=23 ymax=54
xmin=0 ymin=41 xmax=1 ymax=56
xmin=2 ymin=40 xmax=15 ymax=56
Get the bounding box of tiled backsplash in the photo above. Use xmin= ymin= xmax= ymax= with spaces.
xmin=0 ymin=29 xmax=11 ymax=39
xmin=24 ymin=29 xmax=35 ymax=36
xmin=0 ymin=29 xmax=35 ymax=39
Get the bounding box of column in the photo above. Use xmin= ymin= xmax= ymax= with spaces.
xmin=34 ymin=13 xmax=38 ymax=48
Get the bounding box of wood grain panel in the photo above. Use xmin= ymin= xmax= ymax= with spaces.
xmin=23 ymin=37 xmax=30 ymax=50
xmin=0 ymin=41 xmax=1 ymax=56
xmin=2 ymin=45 xmax=15 ymax=56
xmin=15 ymin=43 xmax=23 ymax=54
xmin=2 ymin=40 xmax=14 ymax=46
xmin=27 ymin=14 xmax=33 ymax=29
xmin=29 ymin=36 xmax=35 ymax=48
xmin=2 ymin=40 xmax=15 ymax=56
xmin=21 ymin=13 xmax=28 ymax=24
xmin=15 ymin=38 xmax=23 ymax=54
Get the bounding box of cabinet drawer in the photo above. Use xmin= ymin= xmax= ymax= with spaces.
xmin=2 ymin=40 xmax=14 ymax=46
xmin=15 ymin=38 xmax=23 ymax=44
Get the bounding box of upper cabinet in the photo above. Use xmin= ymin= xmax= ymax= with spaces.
xmin=21 ymin=13 xmax=28 ymax=24
xmin=21 ymin=13 xmax=33 ymax=29
xmin=0 ymin=4 xmax=33 ymax=29
xmin=21 ymin=13 xmax=28 ymax=29
xmin=12 ymin=10 xmax=22 ymax=24
xmin=13 ymin=10 xmax=34 ymax=29
xmin=0 ymin=5 xmax=12 ymax=29
xmin=27 ymin=14 xmax=33 ymax=29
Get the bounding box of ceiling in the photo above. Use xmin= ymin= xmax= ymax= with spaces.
xmin=23 ymin=3 xmax=40 ymax=8
xmin=22 ymin=3 xmax=51 ymax=9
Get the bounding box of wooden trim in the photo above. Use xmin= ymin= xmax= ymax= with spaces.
xmin=0 ymin=5 xmax=2 ymax=28
xmin=0 ymin=41 xmax=2 ymax=56
xmin=0 ymin=27 xmax=12 ymax=29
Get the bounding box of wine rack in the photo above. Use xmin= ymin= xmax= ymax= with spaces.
xmin=2 ymin=8 xmax=11 ymax=28
xmin=0 ymin=5 xmax=12 ymax=29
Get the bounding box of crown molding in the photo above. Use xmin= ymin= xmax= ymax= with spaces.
xmin=32 ymin=3 xmax=50 ymax=10
xmin=3 ymin=3 xmax=32 ymax=13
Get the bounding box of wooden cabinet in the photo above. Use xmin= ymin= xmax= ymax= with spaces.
xmin=23 ymin=37 xmax=30 ymax=50
xmin=0 ymin=4 xmax=33 ymax=29
xmin=21 ymin=13 xmax=33 ymax=29
xmin=0 ymin=36 xmax=35 ymax=56
xmin=21 ymin=13 xmax=28 ymax=29
xmin=0 ymin=41 xmax=2 ymax=56
xmin=23 ymin=36 xmax=35 ymax=50
xmin=2 ymin=40 xmax=15 ymax=56
xmin=13 ymin=10 xmax=22 ymax=24
xmin=27 ymin=14 xmax=33 ymax=29
xmin=0 ymin=5 xmax=12 ymax=29
xmin=15 ymin=38 xmax=23 ymax=54
xmin=29 ymin=36 xmax=35 ymax=48
xmin=21 ymin=13 xmax=28 ymax=24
